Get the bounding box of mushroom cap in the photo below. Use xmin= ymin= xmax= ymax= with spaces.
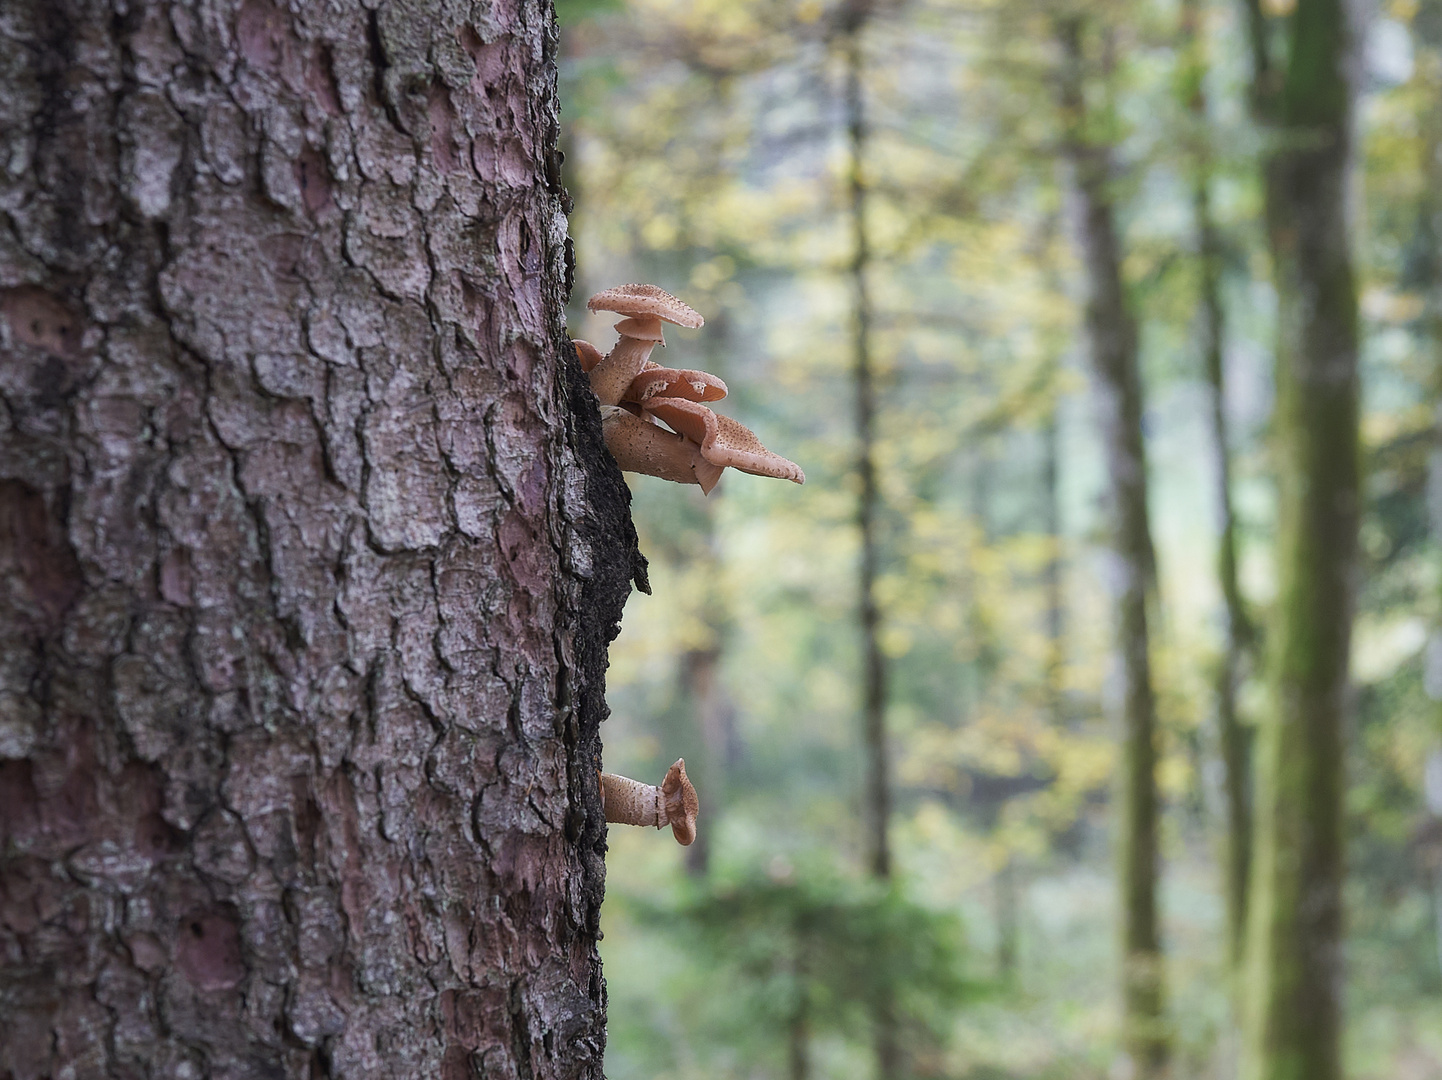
xmin=587 ymin=284 xmax=704 ymax=329
xmin=646 ymin=399 xmax=805 ymax=484
xmin=573 ymin=339 xmax=604 ymax=373
xmin=625 ymin=366 xmax=728 ymax=404
xmin=661 ymin=758 xmax=699 ymax=846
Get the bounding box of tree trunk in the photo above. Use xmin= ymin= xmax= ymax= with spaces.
xmin=0 ymin=4 xmax=644 ymax=1079
xmin=680 ymin=637 xmax=729 ymax=878
xmin=843 ymin=12 xmax=890 ymax=889
xmin=1043 ymin=407 xmax=1065 ymax=724
xmin=1179 ymin=0 xmax=1254 ymax=973
xmin=1239 ymin=0 xmax=1359 ymax=1077
xmin=1414 ymin=28 xmax=1442 ymax=987
xmin=994 ymin=856 xmax=1019 ymax=982
xmin=1056 ymin=17 xmax=1169 ymax=1077
xmin=839 ymin=10 xmax=899 ymax=1080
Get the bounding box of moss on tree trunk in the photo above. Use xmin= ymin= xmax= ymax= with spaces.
xmin=1241 ymin=0 xmax=1359 ymax=1077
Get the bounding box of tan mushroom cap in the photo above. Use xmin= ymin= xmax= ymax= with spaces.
xmin=587 ymin=284 xmax=704 ymax=329
xmin=625 ymin=366 xmax=728 ymax=404
xmin=646 ymin=399 xmax=806 ymax=484
xmin=661 ymin=759 xmax=699 ymax=846
xmin=573 ymin=339 xmax=604 ymax=373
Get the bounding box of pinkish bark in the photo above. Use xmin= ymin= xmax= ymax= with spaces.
xmin=0 ymin=2 xmax=645 ymax=1078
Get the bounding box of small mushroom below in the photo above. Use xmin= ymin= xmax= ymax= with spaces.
xmin=600 ymin=758 xmax=699 ymax=846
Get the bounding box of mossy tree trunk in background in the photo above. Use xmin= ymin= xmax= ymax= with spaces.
xmin=839 ymin=4 xmax=900 ymax=1079
xmin=1043 ymin=406 xmax=1066 ymax=724
xmin=843 ymin=7 xmax=890 ymax=890
xmin=1410 ymin=31 xmax=1442 ymax=986
xmin=680 ymin=490 xmax=734 ymax=880
xmin=1179 ymin=0 xmax=1255 ymax=974
xmin=1239 ymin=0 xmax=1359 ymax=1076
xmin=1056 ymin=16 xmax=1169 ymax=1078
xmin=0 ymin=3 xmax=643 ymax=1077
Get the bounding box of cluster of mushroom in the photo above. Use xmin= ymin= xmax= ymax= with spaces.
xmin=575 ymin=284 xmax=805 ymax=495
xmin=583 ymin=285 xmax=803 ymax=847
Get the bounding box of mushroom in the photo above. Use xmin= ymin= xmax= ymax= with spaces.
xmin=601 ymin=406 xmax=725 ymax=494
xmin=624 ymin=366 xmax=727 ymax=404
xmin=573 ymin=339 xmax=604 ymax=373
xmin=585 ymin=284 xmax=705 ymax=406
xmin=575 ymin=283 xmax=804 ymax=492
xmin=599 ymin=758 xmax=699 ymax=846
xmin=646 ymin=399 xmax=806 ymax=485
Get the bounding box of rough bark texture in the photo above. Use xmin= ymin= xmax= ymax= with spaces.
xmin=0 ymin=3 xmax=645 ymax=1078
xmin=1056 ymin=17 xmax=1168 ymax=1078
xmin=1240 ymin=0 xmax=1359 ymax=1077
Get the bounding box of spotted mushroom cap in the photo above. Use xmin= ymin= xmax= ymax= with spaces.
xmin=587 ymin=284 xmax=704 ymax=329
xmin=625 ymin=366 xmax=728 ymax=404
xmin=646 ymin=399 xmax=805 ymax=485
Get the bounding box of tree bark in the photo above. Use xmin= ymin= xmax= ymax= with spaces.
xmin=1055 ymin=17 xmax=1168 ymax=1077
xmin=1238 ymin=0 xmax=1359 ymax=1077
xmin=1179 ymin=0 xmax=1254 ymax=973
xmin=0 ymin=3 xmax=644 ymax=1079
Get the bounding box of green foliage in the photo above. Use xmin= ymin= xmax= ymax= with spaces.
xmin=670 ymin=873 xmax=973 ymax=1031
xmin=567 ymin=0 xmax=1442 ymax=1075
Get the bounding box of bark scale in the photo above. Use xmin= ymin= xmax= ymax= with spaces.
xmin=0 ymin=3 xmax=644 ymax=1078
xmin=1055 ymin=17 xmax=1169 ymax=1077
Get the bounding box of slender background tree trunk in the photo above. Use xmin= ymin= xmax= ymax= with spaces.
xmin=0 ymin=3 xmax=643 ymax=1078
xmin=1178 ymin=0 xmax=1254 ymax=974
xmin=1056 ymin=16 xmax=1169 ymax=1077
xmin=839 ymin=8 xmax=900 ymax=1080
xmin=844 ymin=10 xmax=890 ymax=889
xmin=1240 ymin=0 xmax=1359 ymax=1076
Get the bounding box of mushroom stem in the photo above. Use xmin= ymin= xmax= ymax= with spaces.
xmin=599 ymin=758 xmax=699 ymax=845
xmin=599 ymin=772 xmax=665 ymax=828
xmin=589 ymin=335 xmax=658 ymax=406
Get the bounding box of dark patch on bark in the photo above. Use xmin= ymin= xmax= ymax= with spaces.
xmin=0 ymin=480 xmax=83 ymax=632
xmin=561 ymin=336 xmax=648 ymax=939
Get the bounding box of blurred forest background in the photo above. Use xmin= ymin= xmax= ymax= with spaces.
xmin=558 ymin=0 xmax=1442 ymax=1076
